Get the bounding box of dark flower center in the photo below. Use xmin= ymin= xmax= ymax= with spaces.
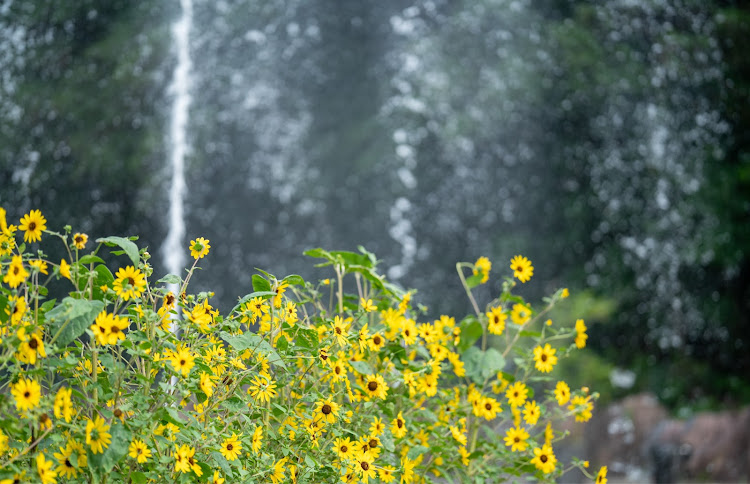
xmin=29 ymin=338 xmax=39 ymax=349
xmin=514 ymin=437 xmax=520 ymax=443
xmin=180 ymin=359 xmax=186 ymax=366
xmin=166 ymin=294 xmax=176 ymax=305
xmin=361 ymin=462 xmax=369 ymax=471
xmin=540 ymin=455 xmax=548 ymax=463
xmin=29 ymin=222 xmax=37 ymax=230
xmin=373 ymin=336 xmax=381 ymax=344
xmin=226 ymin=443 xmax=233 ymax=451
xmin=367 ymin=381 xmax=378 ymax=391
xmin=369 ymin=439 xmax=378 ymax=448
xmin=24 ymin=391 xmax=30 ymax=398
xmin=341 ymin=445 xmax=348 ymax=453
xmin=322 ymin=404 xmax=332 ymax=415
xmin=397 ymin=419 xmax=403 ymax=428
xmin=485 ymin=403 xmax=492 ymax=410
xmin=541 ymin=354 xmax=547 ymax=362
xmin=127 ymin=277 xmax=135 ymax=286
xmin=65 ymin=458 xmax=73 ymax=467
xmin=114 ymin=409 xmax=123 ymax=418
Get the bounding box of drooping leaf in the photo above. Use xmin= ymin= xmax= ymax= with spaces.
xmin=96 ymin=236 xmax=140 ymax=266
xmin=47 ymin=298 xmax=105 ymax=346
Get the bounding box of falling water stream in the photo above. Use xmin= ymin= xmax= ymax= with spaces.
xmin=162 ymin=0 xmax=193 ymax=310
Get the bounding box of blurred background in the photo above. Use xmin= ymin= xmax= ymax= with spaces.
xmin=1 ymin=0 xmax=748 ymax=480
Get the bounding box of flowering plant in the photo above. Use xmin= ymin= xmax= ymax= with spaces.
xmin=0 ymin=208 xmax=604 ymax=483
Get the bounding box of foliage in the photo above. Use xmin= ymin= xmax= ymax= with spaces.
xmin=0 ymin=208 xmax=602 ymax=483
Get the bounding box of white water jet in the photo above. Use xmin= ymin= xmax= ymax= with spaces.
xmin=162 ymin=0 xmax=193 ymax=299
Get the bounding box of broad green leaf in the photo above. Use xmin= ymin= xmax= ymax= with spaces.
xmin=457 ymin=316 xmax=483 ymax=354
xmin=282 ymin=274 xmax=305 ymax=286
xmin=350 ymin=360 xmax=374 ymax=375
xmin=47 ymin=298 xmax=105 ymax=346
xmin=220 ymin=331 xmax=286 ymax=369
xmin=212 ymin=452 xmax=233 ymax=475
xmin=130 ymin=471 xmax=148 ymax=484
xmin=157 ymin=274 xmax=182 ymax=285
xmin=79 ymin=254 xmax=105 ymax=265
xmin=96 ymin=236 xmax=140 ymax=266
xmin=252 ymin=274 xmax=271 ymax=292
xmin=465 ymin=273 xmax=485 ymax=288
xmin=229 ymin=291 xmax=277 ymax=316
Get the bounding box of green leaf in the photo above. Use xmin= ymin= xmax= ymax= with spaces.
xmin=457 ymin=316 xmax=483 ymax=354
xmin=282 ymin=274 xmax=305 ymax=286
xmin=96 ymin=236 xmax=140 ymax=266
xmin=91 ymin=422 xmax=130 ymax=472
xmin=47 ymin=298 xmax=105 ymax=346
xmin=380 ymin=429 xmax=395 ymax=452
xmin=463 ymin=347 xmax=506 ymax=384
xmin=407 ymin=445 xmax=428 ymax=460
xmin=130 ymin=471 xmax=148 ymax=484
xmin=211 ymin=451 xmax=233 ymax=475
xmin=40 ymin=299 xmax=57 ymax=313
xmin=157 ymin=274 xmax=182 ymax=285
xmin=303 ymin=248 xmax=333 ymax=260
xmin=220 ymin=331 xmax=286 ymax=369
xmin=465 ymin=273 xmax=485 ymax=289
xmin=252 ymin=274 xmax=271 ymax=292
xmin=350 ymin=360 xmax=374 ymax=375
xmin=79 ymin=254 xmax=106 ymax=265
xmin=519 ymin=330 xmax=542 ymax=338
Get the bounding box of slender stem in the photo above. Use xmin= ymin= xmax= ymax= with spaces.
xmin=456 ymin=263 xmax=481 ymax=317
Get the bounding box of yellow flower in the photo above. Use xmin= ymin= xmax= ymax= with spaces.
xmin=569 ymin=395 xmax=593 ymax=422
xmin=189 ymin=237 xmax=211 ymax=259
xmin=473 ymin=256 xmax=491 ymax=283
xmin=155 ymin=423 xmax=180 ymax=441
xmin=314 ymin=399 xmax=340 ymax=425
xmin=251 ymin=425 xmax=263 ymax=454
xmin=331 ymin=315 xmax=350 ymax=347
xmin=72 ymin=233 xmax=88 ymax=250
xmin=85 ymin=416 xmax=111 ymax=454
xmin=355 ymin=451 xmax=376 ymax=483
xmin=219 ymin=433 xmax=242 ymax=461
xmin=332 ymin=437 xmax=354 ymax=460
xmin=210 ymin=470 xmax=226 ymax=484
xmin=90 ymin=311 xmax=129 ymax=346
xmin=379 ymin=465 xmax=396 ymax=483
xmin=458 ymin=446 xmax=470 ymax=466
xmin=510 ymin=255 xmax=534 ymax=283
xmin=200 ymin=372 xmax=215 ymax=397
xmin=11 ymin=378 xmax=42 ymax=412
xmin=36 ymin=453 xmax=57 ymax=484
xmin=533 ymin=344 xmax=558 ymax=373
xmin=0 ymin=232 xmax=16 ymax=257
xmin=168 ymin=345 xmax=195 ymax=377
xmin=128 ymin=439 xmax=152 ymax=463
xmin=400 ymin=456 xmax=416 ymax=484
xmin=19 ymin=209 xmax=46 ymax=243
xmin=247 ymin=374 xmax=278 ymax=403
xmin=391 ymin=411 xmax=407 ymax=438
xmin=545 ymin=421 xmax=554 ymax=445
xmin=486 ymin=306 xmax=506 ymax=335
xmin=269 ymin=457 xmax=287 ymax=484
xmin=363 ymin=374 xmax=388 ymax=400
xmin=369 ymin=332 xmax=386 ymax=351
xmin=59 ymin=259 xmax=71 ymax=280
xmin=173 ymin=444 xmax=194 ymax=473
xmin=450 ymin=425 xmax=467 ymax=446
xmin=479 ymin=396 xmax=502 ymax=420
xmin=112 ymin=266 xmax=146 ymax=301
xmin=29 ymin=259 xmax=48 ymax=275
xmin=523 ymin=400 xmax=540 ymax=425
xmin=505 ymin=381 xmax=528 ymax=408
xmin=400 ymin=318 xmax=418 ymax=345
xmin=4 ymin=255 xmax=28 ymax=288
xmin=511 ymin=303 xmax=532 ymax=325
xmin=531 ymin=444 xmax=557 ymax=474
xmin=360 ymin=297 xmax=376 ymax=312
xmin=575 ymin=319 xmax=588 ymax=348
xmin=16 ymin=328 xmax=47 ymax=364
xmin=561 ymin=288 xmax=570 ymax=298
xmin=370 ymin=416 xmax=385 ymax=436
xmin=596 ymin=465 xmax=608 ymax=484
xmin=504 ymin=426 xmax=530 ymax=452
xmin=54 ymin=443 xmax=84 ymax=478
xmin=554 ymin=381 xmax=571 ymax=406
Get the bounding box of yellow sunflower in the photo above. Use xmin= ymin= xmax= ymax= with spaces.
xmin=189 ymin=237 xmax=211 ymax=259
xmin=3 ymin=255 xmax=28 ymax=288
xmin=85 ymin=415 xmax=111 ymax=454
xmin=510 ymin=255 xmax=534 ymax=283
xmin=533 ymin=344 xmax=558 ymax=373
xmin=11 ymin=377 xmax=42 ymax=412
xmin=128 ymin=439 xmax=152 ymax=463
xmin=486 ymin=306 xmax=507 ymax=335
xmin=504 ymin=426 xmax=530 ymax=452
xmin=19 ymin=209 xmax=46 ymax=243
xmin=531 ymin=444 xmax=557 ymax=474
xmin=112 ymin=266 xmax=146 ymax=301
xmin=391 ymin=411 xmax=407 ymax=438
xmin=219 ymin=433 xmax=242 ymax=461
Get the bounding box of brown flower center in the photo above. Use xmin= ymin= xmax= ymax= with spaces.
xmin=180 ymin=359 xmax=186 ymax=366
xmin=485 ymin=403 xmax=492 ymax=410
xmin=360 ymin=462 xmax=369 ymax=471
xmin=29 ymin=222 xmax=37 ymax=231
xmin=29 ymin=337 xmax=39 ymax=349
xmin=226 ymin=443 xmax=233 ymax=451
xmin=322 ymin=404 xmax=332 ymax=415
xmin=24 ymin=391 xmax=30 ymax=398
xmin=540 ymin=455 xmax=548 ymax=463
xmin=397 ymin=419 xmax=403 ymax=428
xmin=541 ymin=354 xmax=547 ymax=362
xmin=367 ymin=381 xmax=378 ymax=391
xmin=373 ymin=335 xmax=381 ymax=344
xmin=341 ymin=445 xmax=348 ymax=453
xmin=369 ymin=439 xmax=378 ymax=449
xmin=114 ymin=409 xmax=123 ymax=418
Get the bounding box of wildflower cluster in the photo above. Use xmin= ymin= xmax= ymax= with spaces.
xmin=0 ymin=207 xmax=605 ymax=483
